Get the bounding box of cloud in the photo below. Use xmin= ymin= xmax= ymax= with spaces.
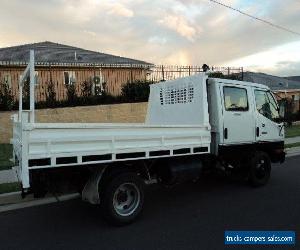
xmin=164 ymin=49 xmax=191 ymax=65
xmin=108 ymin=3 xmax=134 ymax=18
xmin=83 ymin=30 xmax=97 ymax=37
xmin=227 ymin=40 xmax=300 ymax=76
xmin=61 ymin=1 xmax=134 ymax=23
xmin=244 ymin=61 xmax=300 ymax=77
xmin=0 ymin=0 xmax=299 ymax=76
xmin=158 ymin=15 xmax=198 ymax=41
xmin=148 ymin=36 xmax=167 ymax=45
xmin=272 ymin=61 xmax=300 ymax=76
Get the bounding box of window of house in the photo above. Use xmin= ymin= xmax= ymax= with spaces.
xmin=64 ymin=71 xmax=76 ymax=85
xmin=254 ymin=90 xmax=279 ymax=122
xmin=92 ymin=70 xmax=106 ymax=95
xmin=3 ymin=74 xmax=12 ymax=88
xmin=223 ymin=86 xmax=249 ymax=111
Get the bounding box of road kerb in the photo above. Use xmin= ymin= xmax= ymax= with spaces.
xmin=0 ymin=193 xmax=80 ymax=213
xmin=286 ymin=146 xmax=300 ymax=158
xmin=0 ymin=191 xmax=21 ymax=198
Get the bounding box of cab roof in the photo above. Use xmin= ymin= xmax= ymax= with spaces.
xmin=209 ymin=77 xmax=270 ymax=91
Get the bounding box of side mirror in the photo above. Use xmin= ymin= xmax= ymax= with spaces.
xmin=279 ymin=103 xmax=285 ymax=118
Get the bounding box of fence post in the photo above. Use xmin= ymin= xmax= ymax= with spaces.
xmin=162 ymin=65 xmax=165 ymax=81
xmin=241 ymin=67 xmax=244 ymax=80
xmin=130 ymin=64 xmax=133 ymax=83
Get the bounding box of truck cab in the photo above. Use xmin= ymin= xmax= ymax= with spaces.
xmin=208 ymin=77 xmax=285 ymax=168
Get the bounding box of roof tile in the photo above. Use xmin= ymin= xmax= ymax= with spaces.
xmin=0 ymin=41 xmax=152 ymax=66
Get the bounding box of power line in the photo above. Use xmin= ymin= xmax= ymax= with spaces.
xmin=208 ymin=0 xmax=300 ymax=36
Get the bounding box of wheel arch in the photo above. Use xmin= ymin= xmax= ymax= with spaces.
xmin=82 ymin=160 xmax=151 ymax=204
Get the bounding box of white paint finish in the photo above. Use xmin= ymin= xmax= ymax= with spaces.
xmin=207 ymin=79 xmax=223 ymax=154
xmin=18 ymin=50 xmax=35 ymax=123
xmin=221 ymin=84 xmax=256 ymax=144
xmin=146 ymin=74 xmax=210 ymax=127
xmin=212 ymin=77 xmax=270 ymax=91
xmin=12 ymin=69 xmax=211 ymax=189
xmin=253 ymin=89 xmax=284 ymax=142
xmin=12 ymin=72 xmax=283 ymax=189
xmin=255 ymin=113 xmax=284 ymax=142
xmin=21 ymin=130 xmax=30 ymax=188
xmin=18 ymin=79 xmax=22 ymax=122
xmin=29 ymin=50 xmax=35 ymax=123
xmin=25 ymin=124 xmax=210 ymax=159
xmin=11 ymin=53 xmax=284 ymax=192
xmin=208 ymin=78 xmax=284 ymax=148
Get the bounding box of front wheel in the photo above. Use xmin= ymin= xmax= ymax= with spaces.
xmin=100 ymin=173 xmax=145 ymax=226
xmin=248 ymin=151 xmax=271 ymax=187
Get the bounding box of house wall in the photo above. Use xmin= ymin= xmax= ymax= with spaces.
xmin=0 ymin=102 xmax=148 ymax=144
xmin=0 ymin=66 xmax=148 ymax=100
xmin=274 ymin=90 xmax=300 ymax=113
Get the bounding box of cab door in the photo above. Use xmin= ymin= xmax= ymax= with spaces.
xmin=221 ymin=84 xmax=255 ymax=145
xmin=253 ymin=89 xmax=284 ymax=142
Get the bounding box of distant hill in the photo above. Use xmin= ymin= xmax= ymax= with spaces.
xmin=242 ymin=72 xmax=300 ymax=91
xmin=285 ymin=76 xmax=300 ymax=82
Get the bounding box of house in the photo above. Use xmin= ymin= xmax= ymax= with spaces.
xmin=243 ymin=71 xmax=300 ymax=113
xmin=0 ymin=41 xmax=152 ymax=101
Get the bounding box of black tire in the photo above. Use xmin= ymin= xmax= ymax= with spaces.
xmin=248 ymin=151 xmax=271 ymax=187
xmin=100 ymin=172 xmax=145 ymax=226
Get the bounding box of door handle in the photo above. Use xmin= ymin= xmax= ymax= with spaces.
xmin=256 ymin=127 xmax=259 ymax=137
xmin=224 ymin=128 xmax=228 ymax=139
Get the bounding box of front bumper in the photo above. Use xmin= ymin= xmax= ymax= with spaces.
xmin=272 ymin=148 xmax=286 ymax=163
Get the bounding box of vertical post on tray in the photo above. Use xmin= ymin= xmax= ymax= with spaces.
xmin=18 ymin=75 xmax=23 ymax=122
xmin=29 ymin=50 xmax=35 ymax=123
xmin=18 ymin=50 xmax=35 ymax=123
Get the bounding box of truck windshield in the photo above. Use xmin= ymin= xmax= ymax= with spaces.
xmin=254 ymin=90 xmax=280 ymax=123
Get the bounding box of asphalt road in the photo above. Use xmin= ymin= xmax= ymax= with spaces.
xmin=0 ymin=156 xmax=299 ymax=250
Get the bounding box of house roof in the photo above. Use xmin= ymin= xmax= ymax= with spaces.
xmin=243 ymin=72 xmax=300 ymax=91
xmin=285 ymin=76 xmax=300 ymax=82
xmin=0 ymin=41 xmax=152 ymax=67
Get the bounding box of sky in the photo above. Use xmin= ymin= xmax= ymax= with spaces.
xmin=0 ymin=0 xmax=299 ymax=76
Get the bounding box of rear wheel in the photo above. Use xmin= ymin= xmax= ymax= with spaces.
xmin=248 ymin=151 xmax=271 ymax=187
xmin=100 ymin=172 xmax=145 ymax=226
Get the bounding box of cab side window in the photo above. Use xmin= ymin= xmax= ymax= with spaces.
xmin=223 ymin=86 xmax=249 ymax=111
xmin=254 ymin=90 xmax=279 ymax=121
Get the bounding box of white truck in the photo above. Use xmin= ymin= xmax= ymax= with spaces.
xmin=11 ymin=51 xmax=285 ymax=225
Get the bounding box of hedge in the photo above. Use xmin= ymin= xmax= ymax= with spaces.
xmin=0 ymin=80 xmax=152 ymax=111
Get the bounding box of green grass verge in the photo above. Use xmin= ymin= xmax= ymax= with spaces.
xmin=286 ymin=125 xmax=300 ymax=138
xmin=285 ymin=142 xmax=300 ymax=149
xmin=0 ymin=182 xmax=21 ymax=194
xmin=0 ymin=144 xmax=13 ymax=171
